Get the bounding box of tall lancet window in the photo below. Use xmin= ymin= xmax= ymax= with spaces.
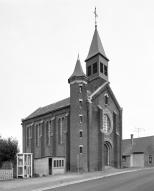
xmin=36 ymin=124 xmax=40 ymax=147
xmin=27 ymin=126 xmax=32 ymax=147
xmin=46 ymin=121 xmax=52 ymax=146
xmin=103 ymin=114 xmax=111 ymax=134
xmin=58 ymin=117 xmax=64 ymax=144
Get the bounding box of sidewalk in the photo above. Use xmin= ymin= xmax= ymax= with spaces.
xmin=0 ymin=167 xmax=142 ymax=191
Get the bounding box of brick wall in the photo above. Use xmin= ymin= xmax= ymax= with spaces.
xmin=69 ymin=81 xmax=88 ymax=172
xmin=23 ymin=107 xmax=69 ymax=159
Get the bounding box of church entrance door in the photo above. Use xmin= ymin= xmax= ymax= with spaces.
xmin=104 ymin=141 xmax=112 ymax=166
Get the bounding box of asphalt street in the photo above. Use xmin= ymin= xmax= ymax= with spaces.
xmin=46 ymin=168 xmax=154 ymax=191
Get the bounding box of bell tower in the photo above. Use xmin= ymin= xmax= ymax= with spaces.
xmin=85 ymin=8 xmax=109 ymax=91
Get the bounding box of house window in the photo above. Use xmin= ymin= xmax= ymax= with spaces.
xmin=87 ymin=65 xmax=91 ymax=76
xmin=149 ymin=155 xmax=152 ymax=164
xmin=100 ymin=62 xmax=103 ymax=73
xmin=79 ymin=145 xmax=83 ymax=154
xmin=58 ymin=117 xmax=64 ymax=144
xmin=79 ymin=130 xmax=83 ymax=138
xmin=79 ymin=115 xmax=83 ymax=123
xmin=54 ymin=160 xmax=56 ymax=167
xmin=93 ymin=62 xmax=97 ymax=74
xmin=104 ymin=65 xmax=108 ymax=76
xmin=53 ymin=159 xmax=65 ymax=168
xmin=62 ymin=160 xmax=64 ymax=166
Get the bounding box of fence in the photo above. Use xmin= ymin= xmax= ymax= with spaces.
xmin=0 ymin=169 xmax=13 ymax=180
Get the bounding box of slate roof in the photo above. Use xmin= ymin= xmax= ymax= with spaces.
xmin=122 ymin=136 xmax=154 ymax=155
xmin=23 ymin=97 xmax=70 ymax=121
xmin=69 ymin=56 xmax=86 ymax=79
xmin=86 ymin=27 xmax=108 ymax=61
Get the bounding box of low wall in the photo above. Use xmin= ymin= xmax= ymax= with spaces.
xmin=0 ymin=169 xmax=13 ymax=180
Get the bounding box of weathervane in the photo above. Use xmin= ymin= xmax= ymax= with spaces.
xmin=94 ymin=7 xmax=98 ymax=28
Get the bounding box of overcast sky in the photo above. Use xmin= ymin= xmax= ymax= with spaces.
xmin=0 ymin=0 xmax=154 ymax=151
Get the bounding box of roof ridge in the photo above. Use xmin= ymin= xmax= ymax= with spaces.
xmin=42 ymin=97 xmax=70 ymax=108
xmin=23 ymin=97 xmax=70 ymax=121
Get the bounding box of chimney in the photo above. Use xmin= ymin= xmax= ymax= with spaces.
xmin=131 ymin=134 xmax=133 ymax=145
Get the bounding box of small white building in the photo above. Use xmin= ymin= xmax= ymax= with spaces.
xmin=34 ymin=157 xmax=65 ymax=176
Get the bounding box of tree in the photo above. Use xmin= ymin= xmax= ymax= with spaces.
xmin=0 ymin=137 xmax=19 ymax=168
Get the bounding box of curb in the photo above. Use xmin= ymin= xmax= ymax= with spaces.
xmin=32 ymin=169 xmax=142 ymax=191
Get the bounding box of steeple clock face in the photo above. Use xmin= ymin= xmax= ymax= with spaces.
xmin=103 ymin=114 xmax=112 ymax=135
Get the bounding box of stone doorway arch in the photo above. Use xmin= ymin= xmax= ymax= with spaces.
xmin=104 ymin=141 xmax=112 ymax=166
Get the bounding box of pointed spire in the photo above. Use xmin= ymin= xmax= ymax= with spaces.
xmin=85 ymin=25 xmax=109 ymax=61
xmin=68 ymin=55 xmax=87 ymax=83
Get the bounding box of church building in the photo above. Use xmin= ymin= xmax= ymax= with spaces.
xmin=22 ymin=16 xmax=122 ymax=176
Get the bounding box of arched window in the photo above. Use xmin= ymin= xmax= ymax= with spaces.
xmin=26 ymin=126 xmax=32 ymax=147
xmin=58 ymin=117 xmax=64 ymax=144
xmin=36 ymin=125 xmax=39 ymax=147
xmin=103 ymin=114 xmax=111 ymax=134
xmin=46 ymin=121 xmax=52 ymax=145
xmin=104 ymin=93 xmax=109 ymax=105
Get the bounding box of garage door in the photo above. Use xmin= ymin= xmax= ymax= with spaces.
xmin=132 ymin=153 xmax=144 ymax=167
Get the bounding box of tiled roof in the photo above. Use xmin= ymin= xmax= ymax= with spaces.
xmin=24 ymin=97 xmax=70 ymax=120
xmin=122 ymin=136 xmax=154 ymax=155
xmin=86 ymin=27 xmax=108 ymax=61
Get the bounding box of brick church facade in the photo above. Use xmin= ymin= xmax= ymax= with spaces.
xmin=22 ymin=23 xmax=122 ymax=176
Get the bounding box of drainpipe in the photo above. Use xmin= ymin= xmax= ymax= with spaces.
xmin=131 ymin=134 xmax=133 ymax=146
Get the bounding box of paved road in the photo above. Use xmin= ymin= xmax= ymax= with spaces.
xmin=46 ymin=168 xmax=154 ymax=191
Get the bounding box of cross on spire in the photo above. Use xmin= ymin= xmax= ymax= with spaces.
xmin=94 ymin=7 xmax=98 ymax=28
xmin=77 ymin=53 xmax=80 ymax=60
